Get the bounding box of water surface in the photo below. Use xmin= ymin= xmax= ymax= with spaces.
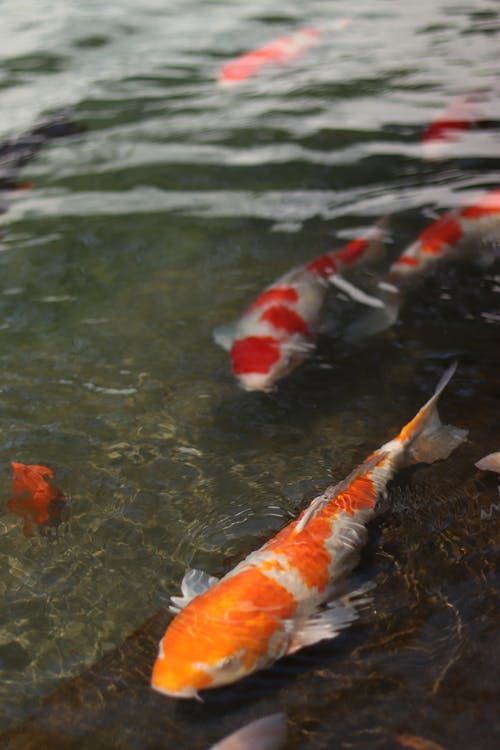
xmin=0 ymin=1 xmax=499 ymax=748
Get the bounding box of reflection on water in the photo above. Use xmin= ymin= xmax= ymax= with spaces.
xmin=0 ymin=0 xmax=499 ymax=748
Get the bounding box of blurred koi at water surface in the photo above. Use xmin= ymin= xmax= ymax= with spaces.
xmin=421 ymin=91 xmax=489 ymax=161
xmin=0 ymin=109 xmax=85 ymax=193
xmin=7 ymin=462 xmax=67 ymax=537
xmin=209 ymin=713 xmax=287 ymax=750
xmin=151 ymin=364 xmax=466 ymax=699
xmin=217 ymin=20 xmax=350 ymax=86
xmin=214 ymin=219 xmax=386 ymax=391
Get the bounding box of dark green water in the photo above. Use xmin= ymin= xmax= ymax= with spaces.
xmin=0 ymin=1 xmax=499 ymax=748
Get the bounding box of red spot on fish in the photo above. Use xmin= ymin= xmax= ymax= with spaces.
xmin=418 ymin=215 xmax=463 ymax=254
xmin=421 ymin=92 xmax=486 ymax=159
xmin=306 ymin=253 xmax=338 ymax=278
xmin=218 ymin=28 xmax=321 ymax=85
xmin=394 ymin=256 xmax=420 ymax=267
xmin=7 ymin=462 xmax=66 ymax=537
xmin=460 ymin=189 xmax=500 ymax=219
xmin=247 ymin=286 xmax=299 ymax=313
xmin=422 ymin=118 xmax=474 ymax=144
xmin=260 ymin=305 xmax=308 ymax=334
xmin=231 ymin=336 xmax=281 ymax=375
xmin=334 ymin=237 xmax=369 ymax=266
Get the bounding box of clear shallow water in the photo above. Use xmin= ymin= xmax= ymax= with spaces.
xmin=0 ymin=1 xmax=499 ymax=748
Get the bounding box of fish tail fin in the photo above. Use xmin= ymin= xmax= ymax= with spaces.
xmin=396 ymin=362 xmax=468 ymax=466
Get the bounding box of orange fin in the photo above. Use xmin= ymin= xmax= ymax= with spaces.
xmin=286 ymin=581 xmax=374 ymax=654
xmin=399 ymin=363 xmax=468 ymax=465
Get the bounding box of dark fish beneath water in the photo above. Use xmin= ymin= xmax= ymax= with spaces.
xmin=0 ymin=109 xmax=85 ymax=194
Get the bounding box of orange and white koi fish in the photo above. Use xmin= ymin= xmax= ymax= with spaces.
xmin=421 ymin=91 xmax=487 ymax=161
xmin=151 ymin=364 xmax=466 ymax=699
xmin=209 ymin=713 xmax=287 ymax=750
xmin=218 ymin=27 xmax=322 ymax=86
xmin=6 ymin=462 xmax=66 ymax=537
xmin=214 ymin=220 xmax=386 ymax=392
xmin=351 ymin=188 xmax=500 ymax=339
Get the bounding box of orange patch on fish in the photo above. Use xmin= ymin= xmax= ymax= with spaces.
xmin=231 ymin=336 xmax=281 ymax=374
xmin=334 ymin=237 xmax=370 ymax=266
xmin=460 ymin=189 xmax=500 ymax=219
xmin=306 ymin=253 xmax=338 ymax=277
xmin=394 ymin=256 xmax=420 ymax=267
xmin=418 ymin=215 xmax=463 ymax=254
xmin=259 ymin=305 xmax=308 ymax=334
xmin=247 ymin=286 xmax=299 ymax=313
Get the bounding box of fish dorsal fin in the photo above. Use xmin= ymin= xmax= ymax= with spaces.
xmin=286 ymin=580 xmax=375 ymax=654
xmin=213 ymin=324 xmax=237 ymax=351
xmin=328 ymin=275 xmax=385 ymax=308
xmin=295 ymin=453 xmax=384 ymax=534
xmin=169 ymin=568 xmax=219 ymax=613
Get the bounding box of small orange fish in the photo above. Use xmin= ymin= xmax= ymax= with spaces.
xmin=218 ymin=27 xmax=322 ymax=86
xmin=152 ymin=364 xmax=466 ymax=699
xmin=7 ymin=462 xmax=66 ymax=537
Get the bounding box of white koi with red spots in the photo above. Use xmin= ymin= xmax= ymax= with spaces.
xmin=214 ymin=220 xmax=386 ymax=392
xmin=388 ymin=187 xmax=500 ymax=282
xmin=349 ymin=188 xmax=500 ymax=340
xmin=151 ymin=364 xmax=466 ymax=699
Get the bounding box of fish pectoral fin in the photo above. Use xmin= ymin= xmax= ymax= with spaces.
xmin=213 ymin=324 xmax=237 ymax=351
xmin=169 ymin=568 xmax=220 ymax=612
xmin=328 ymin=275 xmax=385 ymax=308
xmin=286 ymin=582 xmax=375 ymax=655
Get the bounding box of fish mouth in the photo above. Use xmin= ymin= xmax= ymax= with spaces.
xmin=151 ymin=682 xmax=203 ymax=701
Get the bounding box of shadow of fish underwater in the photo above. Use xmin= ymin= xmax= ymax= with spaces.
xmin=0 ymin=109 xmax=85 ymax=211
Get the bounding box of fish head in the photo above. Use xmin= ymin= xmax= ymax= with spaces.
xmin=230 ymin=335 xmax=311 ymax=392
xmin=151 ymin=579 xmax=292 ymax=698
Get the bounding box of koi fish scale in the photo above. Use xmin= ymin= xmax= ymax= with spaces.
xmin=215 ymin=220 xmax=386 ymax=391
xmin=152 ymin=365 xmax=467 ymax=698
